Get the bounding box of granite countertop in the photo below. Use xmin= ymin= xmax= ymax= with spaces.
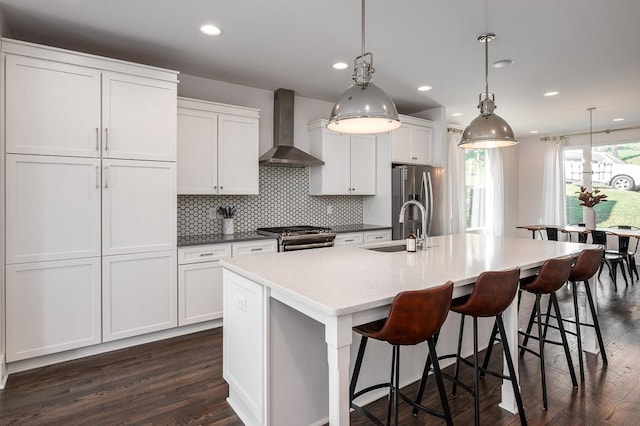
xmin=177 ymin=224 xmax=391 ymax=247
xmin=177 ymin=232 xmax=276 ymax=247
xmin=331 ymin=224 xmax=392 ymax=233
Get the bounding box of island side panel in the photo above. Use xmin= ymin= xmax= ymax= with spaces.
xmin=223 ymin=269 xmax=267 ymax=426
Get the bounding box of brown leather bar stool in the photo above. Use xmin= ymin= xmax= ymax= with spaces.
xmin=350 ymin=282 xmax=454 ymax=426
xmin=414 ymin=268 xmax=527 ymax=426
xmin=564 ymin=247 xmax=608 ymax=381
xmin=484 ymin=256 xmax=578 ymax=411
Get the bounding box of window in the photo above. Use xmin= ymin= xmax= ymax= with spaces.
xmin=465 ymin=149 xmax=486 ymax=230
xmin=564 ymin=142 xmax=640 ymax=227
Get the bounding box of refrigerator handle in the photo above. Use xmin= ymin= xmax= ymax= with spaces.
xmin=422 ymin=171 xmax=434 ymax=237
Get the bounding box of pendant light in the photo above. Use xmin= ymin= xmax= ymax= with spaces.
xmin=327 ymin=0 xmax=401 ymax=134
xmin=459 ymin=33 xmax=518 ymax=149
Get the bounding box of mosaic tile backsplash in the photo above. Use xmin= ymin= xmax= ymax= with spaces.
xmin=177 ymin=166 xmax=364 ymax=237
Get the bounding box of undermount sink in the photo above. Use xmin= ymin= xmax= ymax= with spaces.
xmin=365 ymin=244 xmax=407 ymax=253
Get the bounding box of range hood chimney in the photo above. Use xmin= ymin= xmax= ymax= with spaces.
xmin=259 ymin=88 xmax=325 ymax=167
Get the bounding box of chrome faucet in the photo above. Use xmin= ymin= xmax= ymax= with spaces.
xmin=399 ymin=199 xmax=427 ymax=249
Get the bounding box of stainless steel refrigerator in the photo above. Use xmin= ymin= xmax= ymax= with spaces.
xmin=392 ymin=164 xmax=443 ymax=240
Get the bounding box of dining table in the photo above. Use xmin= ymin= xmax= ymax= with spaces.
xmin=517 ymin=224 xmax=640 ymax=242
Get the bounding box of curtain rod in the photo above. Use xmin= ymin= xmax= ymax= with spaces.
xmin=540 ymin=124 xmax=640 ymax=141
xmin=447 ymin=128 xmax=463 ymax=134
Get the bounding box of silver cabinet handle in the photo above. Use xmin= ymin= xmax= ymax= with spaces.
xmin=344 ymin=239 xmax=354 ymax=243
xmin=104 ymin=128 xmax=109 ymax=151
xmin=374 ymin=236 xmax=383 ymax=239
xmin=95 ymin=128 xmax=99 ymax=151
xmin=95 ymin=166 xmax=99 ymax=188
xmin=199 ymin=253 xmax=214 ymax=257
xmin=213 ymin=185 xmax=217 ymax=189
xmin=250 ymin=248 xmax=262 ymax=252
xmin=104 ymin=166 xmax=109 ymax=189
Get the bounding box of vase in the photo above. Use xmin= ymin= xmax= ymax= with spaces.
xmin=222 ymin=218 xmax=235 ymax=235
xmin=583 ymin=207 xmax=596 ymax=230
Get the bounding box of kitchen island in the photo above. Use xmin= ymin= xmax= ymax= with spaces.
xmin=221 ymin=233 xmax=595 ymax=425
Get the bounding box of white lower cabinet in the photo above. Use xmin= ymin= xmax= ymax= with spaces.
xmin=178 ymin=244 xmax=232 ymax=326
xmin=177 ymin=240 xmax=275 ymax=327
xmin=6 ymin=257 xmax=102 ymax=362
xmin=102 ymin=250 xmax=177 ymax=342
xmin=335 ymin=229 xmax=392 ymax=246
xmin=334 ymin=232 xmax=365 ymax=246
xmin=363 ymin=229 xmax=392 ymax=243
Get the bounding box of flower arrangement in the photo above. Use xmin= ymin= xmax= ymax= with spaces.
xmin=576 ymin=186 xmax=607 ymax=207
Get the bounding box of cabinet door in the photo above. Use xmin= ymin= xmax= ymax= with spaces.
xmin=177 ymin=108 xmax=218 ymax=194
xmin=321 ymin=130 xmax=351 ymax=194
xmin=6 ymin=154 xmax=101 ymax=264
xmin=103 ymin=250 xmax=177 ymax=342
xmin=390 ymin=125 xmax=412 ymax=163
xmin=102 ymin=159 xmax=176 ymax=255
xmin=412 ymin=126 xmax=432 ymax=164
xmin=218 ymin=114 xmax=259 ymax=195
xmin=6 ymin=257 xmax=101 ymax=361
xmin=178 ymin=261 xmax=224 ymax=326
xmin=102 ymin=72 xmax=177 ymax=161
xmin=223 ymin=270 xmax=266 ymax=424
xmin=350 ymin=134 xmax=376 ymax=195
xmin=5 ymin=55 xmax=101 ymax=157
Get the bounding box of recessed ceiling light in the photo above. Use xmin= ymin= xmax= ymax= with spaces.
xmin=492 ymin=59 xmax=513 ymax=68
xmin=332 ymin=62 xmax=349 ymax=70
xmin=544 ymin=91 xmax=559 ymax=97
xmin=451 ymin=113 xmax=463 ymax=117
xmin=417 ymin=85 xmax=432 ymax=92
xmin=613 ymin=117 xmax=625 ymax=122
xmin=530 ymin=130 xmax=539 ymax=134
xmin=200 ymin=24 xmax=222 ymax=36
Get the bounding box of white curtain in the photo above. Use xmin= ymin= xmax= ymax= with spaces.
xmin=485 ymin=148 xmax=504 ymax=236
xmin=445 ymin=130 xmax=467 ymax=234
xmin=541 ymin=138 xmax=567 ymax=225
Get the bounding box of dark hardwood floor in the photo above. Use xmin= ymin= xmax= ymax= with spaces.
xmin=1 ymin=273 xmax=639 ymax=425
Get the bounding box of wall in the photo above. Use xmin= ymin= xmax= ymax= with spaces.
xmin=177 ymin=74 xmax=334 ymax=157
xmin=178 ymin=166 xmax=363 ymax=237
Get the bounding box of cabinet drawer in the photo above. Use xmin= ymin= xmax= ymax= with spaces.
xmin=232 ymin=240 xmax=277 ymax=257
xmin=178 ymin=244 xmax=232 ymax=264
xmin=363 ymin=229 xmax=392 ymax=243
xmin=334 ymin=232 xmax=364 ymax=246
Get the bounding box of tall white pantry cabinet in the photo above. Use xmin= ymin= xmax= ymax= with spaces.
xmin=1 ymin=38 xmax=179 ymax=362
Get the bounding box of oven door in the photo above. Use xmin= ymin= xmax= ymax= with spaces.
xmin=280 ymin=233 xmax=336 ymax=252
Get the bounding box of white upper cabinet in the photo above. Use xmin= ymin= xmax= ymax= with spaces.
xmin=101 ymin=72 xmax=177 ymax=161
xmin=177 ymin=97 xmax=260 ymax=195
xmin=5 ymin=154 xmax=102 ymax=264
xmin=308 ymin=119 xmax=376 ymax=195
xmin=3 ymin=39 xmax=178 ymax=161
xmin=391 ymin=116 xmax=433 ymax=165
xmin=102 ymin=159 xmax=177 ymax=255
xmin=5 ymin=55 xmax=102 ymax=157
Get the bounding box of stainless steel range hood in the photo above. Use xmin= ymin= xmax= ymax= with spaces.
xmin=259 ymin=88 xmax=324 ymax=167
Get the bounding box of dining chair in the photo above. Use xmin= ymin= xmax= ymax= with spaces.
xmin=611 ymin=225 xmax=639 ymax=281
xmin=545 ymin=227 xmax=559 ymax=241
xmin=591 ymin=230 xmax=628 ymax=290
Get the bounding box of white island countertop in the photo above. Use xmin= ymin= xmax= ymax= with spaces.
xmin=221 ymin=233 xmax=590 ymax=317
xmin=221 ymin=233 xmax=595 ymax=426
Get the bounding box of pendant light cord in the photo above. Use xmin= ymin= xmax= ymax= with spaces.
xmin=361 ymin=0 xmax=366 ymax=57
xmin=484 ymin=35 xmax=489 ymax=97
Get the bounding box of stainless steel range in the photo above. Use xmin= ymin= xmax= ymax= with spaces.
xmin=257 ymin=226 xmax=336 ymax=252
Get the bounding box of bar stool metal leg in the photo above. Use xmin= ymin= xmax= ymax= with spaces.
xmin=496 ymin=315 xmax=528 ymax=426
xmin=571 ymin=280 xmax=585 ymax=381
xmin=584 ymin=280 xmax=608 ymax=364
xmin=452 ymin=313 xmax=466 ymax=397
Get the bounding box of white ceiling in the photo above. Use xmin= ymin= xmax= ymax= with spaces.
xmin=1 ymin=0 xmax=639 ymax=136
